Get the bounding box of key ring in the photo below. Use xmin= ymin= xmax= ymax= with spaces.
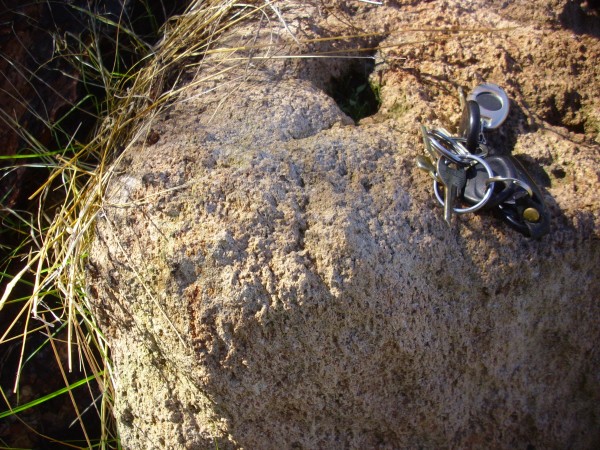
xmin=428 ymin=128 xmax=489 ymax=160
xmin=429 ymin=128 xmax=471 ymax=157
xmin=449 ymin=138 xmax=489 ymax=159
xmin=427 ymin=135 xmax=465 ymax=165
xmin=433 ymin=153 xmax=496 ymax=214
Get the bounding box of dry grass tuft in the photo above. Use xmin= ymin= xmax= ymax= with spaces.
xmin=0 ymin=0 xmax=337 ymax=445
xmin=0 ymin=1 xmax=261 ymax=446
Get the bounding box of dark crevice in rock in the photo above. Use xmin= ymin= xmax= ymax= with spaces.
xmin=327 ymin=57 xmax=381 ymax=122
xmin=559 ymin=0 xmax=600 ymax=37
xmin=542 ymin=91 xmax=586 ymax=135
xmin=295 ymin=30 xmax=385 ymax=123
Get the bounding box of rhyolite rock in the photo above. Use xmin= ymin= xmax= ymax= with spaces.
xmin=87 ymin=1 xmax=600 ymax=448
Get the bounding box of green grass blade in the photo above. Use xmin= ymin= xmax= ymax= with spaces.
xmin=0 ymin=372 xmax=102 ymax=419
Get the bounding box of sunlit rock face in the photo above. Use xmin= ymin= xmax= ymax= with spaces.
xmin=88 ymin=1 xmax=600 ymax=448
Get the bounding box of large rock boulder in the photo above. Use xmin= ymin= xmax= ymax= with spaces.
xmin=88 ymin=1 xmax=600 ymax=448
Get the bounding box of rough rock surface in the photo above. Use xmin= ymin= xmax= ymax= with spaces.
xmin=88 ymin=1 xmax=600 ymax=448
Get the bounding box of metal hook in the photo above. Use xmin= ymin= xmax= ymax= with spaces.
xmin=484 ymin=176 xmax=534 ymax=198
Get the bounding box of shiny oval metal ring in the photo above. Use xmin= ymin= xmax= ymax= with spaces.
xmin=428 ymin=128 xmax=470 ymax=158
xmin=433 ymin=153 xmax=496 ymax=214
xmin=485 ymin=176 xmax=533 ymax=197
xmin=446 ymin=137 xmax=490 ymax=160
xmin=429 ymin=128 xmax=489 ymax=159
xmin=427 ymin=135 xmax=464 ymax=165
xmin=451 ymin=138 xmax=490 ymax=159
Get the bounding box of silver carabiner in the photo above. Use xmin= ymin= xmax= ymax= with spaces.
xmin=485 ymin=176 xmax=534 ymax=198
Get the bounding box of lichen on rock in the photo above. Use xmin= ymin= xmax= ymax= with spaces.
xmin=88 ymin=1 xmax=600 ymax=448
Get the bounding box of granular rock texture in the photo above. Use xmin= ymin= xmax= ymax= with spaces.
xmin=88 ymin=1 xmax=600 ymax=448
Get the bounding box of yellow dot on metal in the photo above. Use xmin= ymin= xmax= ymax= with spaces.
xmin=523 ymin=207 xmax=540 ymax=223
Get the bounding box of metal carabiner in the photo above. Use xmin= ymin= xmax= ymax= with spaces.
xmin=484 ymin=176 xmax=534 ymax=198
